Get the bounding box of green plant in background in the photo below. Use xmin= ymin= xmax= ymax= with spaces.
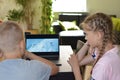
xmin=7 ymin=0 xmax=36 ymax=30
xmin=41 ymin=0 xmax=53 ymax=34
xmin=15 ymin=0 xmax=35 ymax=30
xmin=7 ymin=9 xmax=23 ymax=22
xmin=7 ymin=0 xmax=54 ymax=33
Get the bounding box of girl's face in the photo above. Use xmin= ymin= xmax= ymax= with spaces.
xmin=84 ymin=29 xmax=103 ymax=48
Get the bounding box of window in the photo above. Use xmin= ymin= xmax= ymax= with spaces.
xmin=52 ymin=0 xmax=87 ymax=12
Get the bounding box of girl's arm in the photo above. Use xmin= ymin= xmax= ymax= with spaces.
xmin=76 ymin=42 xmax=90 ymax=62
xmin=68 ymin=54 xmax=82 ymax=80
xmin=79 ymin=54 xmax=94 ymax=66
xmin=76 ymin=42 xmax=95 ymax=66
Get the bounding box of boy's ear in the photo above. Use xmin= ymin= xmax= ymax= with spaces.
xmin=19 ymin=40 xmax=25 ymax=50
xmin=18 ymin=40 xmax=25 ymax=54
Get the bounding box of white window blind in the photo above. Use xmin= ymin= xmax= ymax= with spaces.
xmin=52 ymin=0 xmax=87 ymax=12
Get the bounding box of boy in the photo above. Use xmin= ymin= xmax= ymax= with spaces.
xmin=0 ymin=21 xmax=59 ymax=80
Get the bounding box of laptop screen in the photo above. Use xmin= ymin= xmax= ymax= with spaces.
xmin=25 ymin=34 xmax=59 ymax=59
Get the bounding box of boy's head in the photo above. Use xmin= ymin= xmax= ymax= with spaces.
xmin=0 ymin=21 xmax=25 ymax=59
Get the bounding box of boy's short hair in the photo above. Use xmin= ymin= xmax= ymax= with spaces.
xmin=0 ymin=21 xmax=24 ymax=53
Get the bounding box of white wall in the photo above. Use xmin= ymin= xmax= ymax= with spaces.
xmin=87 ymin=0 xmax=120 ymax=18
xmin=0 ymin=0 xmax=17 ymax=20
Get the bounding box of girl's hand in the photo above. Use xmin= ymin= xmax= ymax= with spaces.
xmin=67 ymin=53 xmax=79 ymax=70
xmin=68 ymin=53 xmax=82 ymax=80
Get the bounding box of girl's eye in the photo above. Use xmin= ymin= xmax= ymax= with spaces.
xmin=84 ymin=32 xmax=86 ymax=36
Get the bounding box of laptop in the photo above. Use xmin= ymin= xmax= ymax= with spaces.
xmin=25 ymin=34 xmax=60 ymax=60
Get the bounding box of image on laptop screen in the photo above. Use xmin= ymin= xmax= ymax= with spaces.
xmin=25 ymin=34 xmax=59 ymax=60
xmin=26 ymin=38 xmax=59 ymax=52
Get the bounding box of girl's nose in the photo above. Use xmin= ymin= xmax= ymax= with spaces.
xmin=85 ymin=36 xmax=87 ymax=40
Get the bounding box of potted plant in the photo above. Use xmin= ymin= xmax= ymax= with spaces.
xmin=7 ymin=0 xmax=37 ymax=31
xmin=7 ymin=0 xmax=53 ymax=34
xmin=7 ymin=9 xmax=23 ymax=22
xmin=15 ymin=0 xmax=35 ymax=30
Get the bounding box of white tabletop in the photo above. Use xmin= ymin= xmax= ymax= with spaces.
xmin=58 ymin=45 xmax=73 ymax=72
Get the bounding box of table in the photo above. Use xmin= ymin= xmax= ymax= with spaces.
xmin=50 ymin=45 xmax=75 ymax=80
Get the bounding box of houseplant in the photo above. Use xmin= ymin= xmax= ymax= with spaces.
xmin=40 ymin=0 xmax=53 ymax=34
xmin=15 ymin=0 xmax=35 ymax=30
xmin=7 ymin=0 xmax=53 ymax=34
xmin=7 ymin=0 xmax=36 ymax=31
xmin=7 ymin=9 xmax=23 ymax=22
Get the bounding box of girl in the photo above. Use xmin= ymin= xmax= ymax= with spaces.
xmin=68 ymin=12 xmax=120 ymax=80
